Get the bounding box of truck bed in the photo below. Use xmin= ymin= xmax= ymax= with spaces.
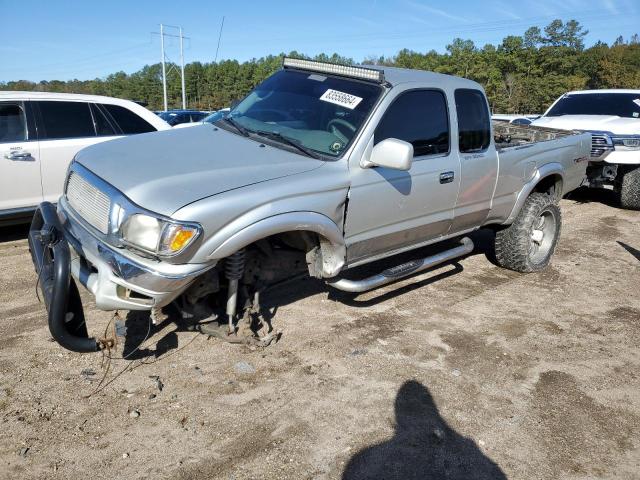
xmin=486 ymin=122 xmax=591 ymax=225
xmin=493 ymin=121 xmax=579 ymax=151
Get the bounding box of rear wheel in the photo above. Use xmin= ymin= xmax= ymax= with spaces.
xmin=494 ymin=193 xmax=561 ymax=273
xmin=617 ymin=165 xmax=640 ymax=210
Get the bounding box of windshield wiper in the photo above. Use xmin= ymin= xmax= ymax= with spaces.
xmin=222 ymin=116 xmax=250 ymax=136
xmin=253 ymin=130 xmax=321 ymax=159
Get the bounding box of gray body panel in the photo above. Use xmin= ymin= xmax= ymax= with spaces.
xmin=343 ymin=78 xmax=499 ymax=264
xmin=75 ymin=124 xmax=325 ymax=216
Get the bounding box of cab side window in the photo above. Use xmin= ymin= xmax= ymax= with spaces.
xmin=455 ymin=89 xmax=491 ymax=153
xmin=37 ymin=101 xmax=95 ymax=139
xmin=0 ymin=102 xmax=28 ymax=143
xmin=101 ymin=104 xmax=156 ymax=134
xmin=375 ymin=90 xmax=449 ymax=157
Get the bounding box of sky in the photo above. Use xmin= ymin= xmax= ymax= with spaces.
xmin=1 ymin=0 xmax=639 ymax=82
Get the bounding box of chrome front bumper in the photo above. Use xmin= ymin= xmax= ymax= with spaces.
xmin=58 ymin=197 xmax=213 ymax=311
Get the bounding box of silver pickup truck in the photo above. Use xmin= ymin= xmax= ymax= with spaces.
xmin=29 ymin=58 xmax=591 ymax=353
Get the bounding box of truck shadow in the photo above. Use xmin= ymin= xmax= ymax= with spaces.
xmin=327 ymin=263 xmax=464 ymax=308
xmin=120 ymin=231 xmax=496 ymax=359
xmin=341 ymin=380 xmax=507 ymax=479
xmin=329 ymin=228 xmax=497 ymax=308
xmin=120 ymin=311 xmax=179 ymax=360
xmin=566 ymin=186 xmax=619 ymax=207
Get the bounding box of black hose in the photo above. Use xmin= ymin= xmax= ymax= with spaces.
xmin=29 ymin=202 xmax=99 ymax=353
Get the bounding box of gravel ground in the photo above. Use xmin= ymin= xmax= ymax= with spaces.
xmin=0 ymin=188 xmax=639 ymax=480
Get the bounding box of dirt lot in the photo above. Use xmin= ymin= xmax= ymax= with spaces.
xmin=1 ymin=188 xmax=639 ymax=480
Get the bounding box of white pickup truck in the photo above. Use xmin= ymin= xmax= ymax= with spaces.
xmin=532 ymin=89 xmax=640 ymax=209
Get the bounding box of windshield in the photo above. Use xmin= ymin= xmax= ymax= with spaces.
xmin=547 ymin=93 xmax=640 ymax=119
xmin=220 ymin=69 xmax=383 ymax=157
xmin=203 ymin=109 xmax=229 ymax=124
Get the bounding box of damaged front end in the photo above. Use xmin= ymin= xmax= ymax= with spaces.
xmin=29 ymin=200 xmax=322 ymax=353
xmin=29 ymin=202 xmax=101 ymax=353
xmin=28 ymin=200 xmax=212 ymax=353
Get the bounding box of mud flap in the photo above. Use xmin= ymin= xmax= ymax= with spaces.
xmin=29 ymin=202 xmax=99 ymax=353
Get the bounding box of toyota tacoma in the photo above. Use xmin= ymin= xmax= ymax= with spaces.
xmin=29 ymin=58 xmax=591 ymax=353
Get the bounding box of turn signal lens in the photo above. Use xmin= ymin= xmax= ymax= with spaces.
xmin=159 ymin=223 xmax=200 ymax=255
xmin=170 ymin=229 xmax=195 ymax=251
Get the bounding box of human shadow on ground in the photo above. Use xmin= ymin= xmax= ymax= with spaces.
xmin=342 ymin=380 xmax=507 ymax=480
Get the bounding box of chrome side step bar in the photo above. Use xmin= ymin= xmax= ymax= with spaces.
xmin=327 ymin=237 xmax=474 ymax=293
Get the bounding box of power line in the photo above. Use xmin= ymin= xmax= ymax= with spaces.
xmin=2 ymin=42 xmax=152 ymax=75
xmin=205 ymin=10 xmax=629 ymax=49
xmin=215 ymin=16 xmax=225 ymax=63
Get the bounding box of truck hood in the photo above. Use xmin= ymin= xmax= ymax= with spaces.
xmin=532 ymin=115 xmax=640 ymax=135
xmin=75 ymin=124 xmax=325 ymax=216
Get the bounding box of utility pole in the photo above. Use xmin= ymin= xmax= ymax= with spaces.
xmin=154 ymin=24 xmax=189 ymax=111
xmin=160 ymin=23 xmax=168 ymax=111
xmin=179 ymin=26 xmax=186 ymax=109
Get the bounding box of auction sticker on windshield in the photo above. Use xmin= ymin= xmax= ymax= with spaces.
xmin=320 ymin=89 xmax=363 ymax=110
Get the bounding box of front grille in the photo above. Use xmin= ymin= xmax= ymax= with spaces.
xmin=591 ymin=133 xmax=614 ymax=159
xmin=66 ymin=172 xmax=111 ymax=234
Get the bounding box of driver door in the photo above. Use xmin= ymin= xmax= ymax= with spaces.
xmin=345 ymin=89 xmax=461 ymax=264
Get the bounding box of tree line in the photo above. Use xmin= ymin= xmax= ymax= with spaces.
xmin=2 ymin=19 xmax=639 ymax=114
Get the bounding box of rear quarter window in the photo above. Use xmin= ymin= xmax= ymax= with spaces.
xmin=102 ymin=104 xmax=156 ymax=134
xmin=455 ymin=89 xmax=491 ymax=153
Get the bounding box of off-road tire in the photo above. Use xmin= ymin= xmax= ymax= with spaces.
xmin=617 ymin=165 xmax=640 ymax=210
xmin=494 ymin=193 xmax=561 ymax=273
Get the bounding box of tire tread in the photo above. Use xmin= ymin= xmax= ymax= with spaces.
xmin=619 ymin=166 xmax=640 ymax=210
xmin=494 ymin=193 xmax=561 ymax=273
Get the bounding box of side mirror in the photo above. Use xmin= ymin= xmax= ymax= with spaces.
xmin=361 ymin=138 xmax=414 ymax=171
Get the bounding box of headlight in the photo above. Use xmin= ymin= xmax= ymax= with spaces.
xmin=613 ymin=136 xmax=640 ymax=151
xmin=121 ymin=214 xmax=201 ymax=256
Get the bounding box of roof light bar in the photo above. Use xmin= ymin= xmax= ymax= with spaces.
xmin=283 ymin=57 xmax=384 ymax=83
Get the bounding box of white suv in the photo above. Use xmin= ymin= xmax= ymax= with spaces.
xmin=0 ymin=92 xmax=170 ymax=224
xmin=532 ymin=89 xmax=640 ymax=209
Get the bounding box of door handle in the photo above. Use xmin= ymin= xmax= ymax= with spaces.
xmin=439 ymin=171 xmax=455 ymax=184
xmin=5 ymin=151 xmax=33 ymax=161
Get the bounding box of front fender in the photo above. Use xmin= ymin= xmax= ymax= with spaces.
xmin=504 ymin=163 xmax=564 ymax=224
xmin=205 ymin=212 xmax=346 ymax=277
